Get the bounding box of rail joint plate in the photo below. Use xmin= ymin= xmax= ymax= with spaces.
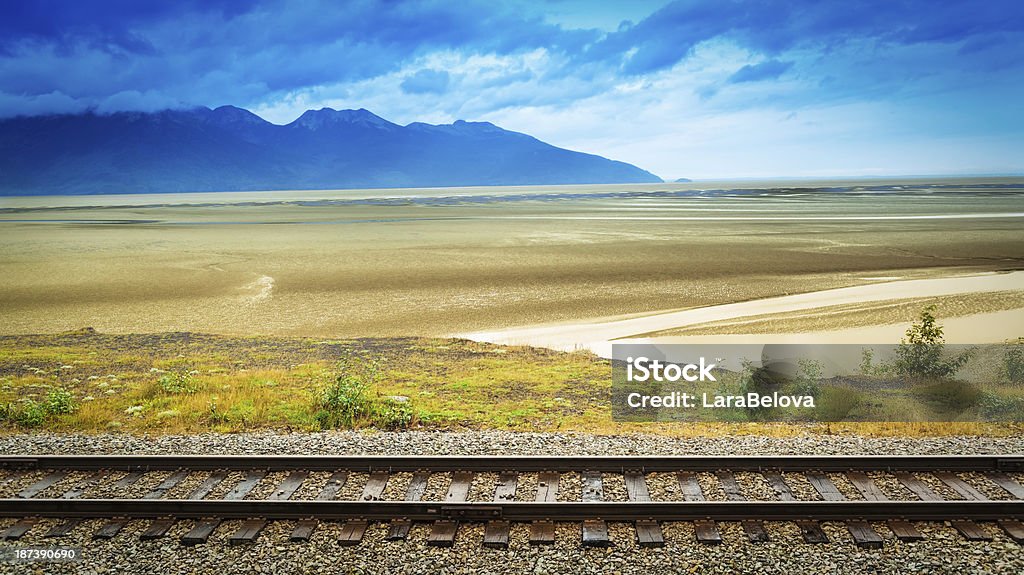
xmin=441 ymin=505 xmax=502 ymax=520
xmin=996 ymin=458 xmax=1024 ymax=472
xmin=0 ymin=458 xmax=38 ymax=470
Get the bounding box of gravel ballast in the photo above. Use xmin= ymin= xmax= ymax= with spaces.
xmin=3 ymin=431 xmax=1024 ymax=457
xmin=0 ymin=431 xmax=1022 ymax=575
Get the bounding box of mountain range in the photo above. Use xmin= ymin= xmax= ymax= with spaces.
xmin=0 ymin=106 xmax=661 ymax=195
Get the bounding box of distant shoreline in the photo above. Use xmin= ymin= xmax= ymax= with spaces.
xmin=3 ymin=177 xmax=1022 ymax=209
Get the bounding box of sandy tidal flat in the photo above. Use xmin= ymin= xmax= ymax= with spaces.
xmin=1 ymin=179 xmax=1022 ymax=342
xmin=463 ymin=271 xmax=1024 ymax=354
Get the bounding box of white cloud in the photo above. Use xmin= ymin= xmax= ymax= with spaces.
xmin=0 ymin=90 xmax=89 ymax=117
xmin=247 ymin=34 xmax=1024 ymax=178
xmin=95 ymin=90 xmax=189 ymax=114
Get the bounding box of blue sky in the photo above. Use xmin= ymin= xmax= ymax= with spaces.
xmin=1 ymin=0 xmax=1022 ymax=179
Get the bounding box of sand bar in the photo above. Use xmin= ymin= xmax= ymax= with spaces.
xmin=459 ymin=271 xmax=1024 ymax=355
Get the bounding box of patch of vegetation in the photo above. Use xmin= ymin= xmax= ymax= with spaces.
xmin=205 ymin=397 xmax=229 ymax=426
xmin=892 ymin=305 xmax=973 ymax=380
xmin=159 ymin=371 xmax=197 ymax=394
xmin=737 ymin=359 xmax=785 ymax=421
xmin=373 ymin=396 xmax=414 ymax=430
xmin=1 ymin=386 xmax=77 ymax=428
xmin=791 ymin=359 xmax=823 ymax=398
xmin=314 ymin=354 xmax=415 ymax=430
xmin=1003 ymin=344 xmax=1024 ymax=385
xmin=314 ymin=354 xmax=378 ymax=429
xmin=980 ymin=392 xmax=1024 ymax=421
xmin=1 ymin=331 xmax=1022 ymax=436
xmin=816 ymin=386 xmax=862 ymax=421
xmin=2 ymin=399 xmax=47 ymax=428
xmin=44 ymin=387 xmax=76 ymax=415
xmin=915 ymin=378 xmax=982 ymax=411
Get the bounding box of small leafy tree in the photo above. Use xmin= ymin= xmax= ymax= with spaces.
xmin=792 ymin=359 xmax=823 ymax=398
xmin=1003 ymin=345 xmax=1024 ymax=385
xmin=859 ymin=348 xmax=875 ymax=375
xmin=892 ymin=305 xmax=971 ymax=379
xmin=859 ymin=347 xmax=890 ymax=377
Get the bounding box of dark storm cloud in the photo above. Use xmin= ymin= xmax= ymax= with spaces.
xmin=0 ymin=0 xmax=586 ymax=115
xmin=0 ymin=0 xmax=1021 ymax=117
xmin=596 ymin=0 xmax=1023 ymax=76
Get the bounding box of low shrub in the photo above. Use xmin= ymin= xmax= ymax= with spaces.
xmin=45 ymin=387 xmax=76 ymax=415
xmin=315 ymin=371 xmax=373 ymax=429
xmin=374 ymin=397 xmax=414 ymax=430
xmin=738 ymin=360 xmax=785 ymax=421
xmin=0 ymin=387 xmax=78 ymax=428
xmin=9 ymin=399 xmax=47 ymax=428
xmin=892 ymin=306 xmax=973 ymax=379
xmin=159 ymin=371 xmax=197 ymax=394
xmin=815 ymin=387 xmax=862 ymax=421
xmin=792 ymin=359 xmax=823 ymax=398
xmin=979 ymin=392 xmax=1024 ymax=421
xmin=1004 ymin=345 xmax=1024 ymax=385
xmin=915 ymin=378 xmax=982 ymax=411
xmin=313 ymin=354 xmax=415 ymax=430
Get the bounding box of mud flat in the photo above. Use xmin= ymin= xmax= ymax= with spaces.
xmin=460 ymin=271 xmax=1024 ymax=355
xmin=2 ymin=180 xmax=1022 ymax=339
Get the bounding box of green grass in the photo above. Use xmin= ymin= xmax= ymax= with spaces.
xmin=0 ymin=330 xmax=1021 ymax=437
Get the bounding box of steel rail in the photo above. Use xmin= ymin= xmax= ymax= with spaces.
xmin=3 ymin=455 xmax=1023 ymax=473
xmin=0 ymin=499 xmax=1021 ymax=522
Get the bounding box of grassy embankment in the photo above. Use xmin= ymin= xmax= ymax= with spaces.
xmin=1 ymin=329 xmax=1021 ymax=437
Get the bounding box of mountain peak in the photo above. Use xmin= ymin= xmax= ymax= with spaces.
xmin=210 ymin=105 xmax=267 ymax=126
xmin=0 ymin=104 xmax=662 ymax=195
xmin=407 ymin=119 xmax=508 ymax=136
xmin=289 ymin=107 xmax=396 ymax=131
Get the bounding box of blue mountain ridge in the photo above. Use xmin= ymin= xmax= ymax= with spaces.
xmin=0 ymin=106 xmax=662 ymax=195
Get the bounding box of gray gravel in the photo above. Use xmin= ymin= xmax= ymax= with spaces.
xmin=0 ymin=431 xmax=1022 ymax=574
xmin=2 ymin=430 xmax=1023 ymax=456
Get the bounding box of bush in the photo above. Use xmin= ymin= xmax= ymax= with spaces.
xmin=792 ymin=359 xmax=823 ymax=398
xmin=159 ymin=371 xmax=197 ymax=394
xmin=979 ymin=392 xmax=1024 ymax=421
xmin=859 ymin=348 xmax=875 ymax=375
xmin=315 ymin=354 xmax=380 ymax=429
xmin=315 ymin=373 xmax=373 ymax=429
xmin=0 ymin=388 xmax=77 ymax=429
xmin=313 ymin=354 xmax=415 ymax=430
xmin=11 ymin=399 xmax=47 ymax=428
xmin=815 ymin=387 xmax=862 ymax=421
xmin=1004 ymin=345 xmax=1024 ymax=385
xmin=45 ymin=387 xmax=76 ymax=415
xmin=374 ymin=397 xmax=414 ymax=430
xmin=738 ymin=359 xmax=785 ymax=421
xmin=860 ymin=347 xmax=891 ymax=377
xmin=915 ymin=378 xmax=982 ymax=411
xmin=892 ymin=305 xmax=972 ymax=379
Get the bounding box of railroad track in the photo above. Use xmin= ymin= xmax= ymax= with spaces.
xmin=1 ymin=455 xmax=1023 ymax=549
